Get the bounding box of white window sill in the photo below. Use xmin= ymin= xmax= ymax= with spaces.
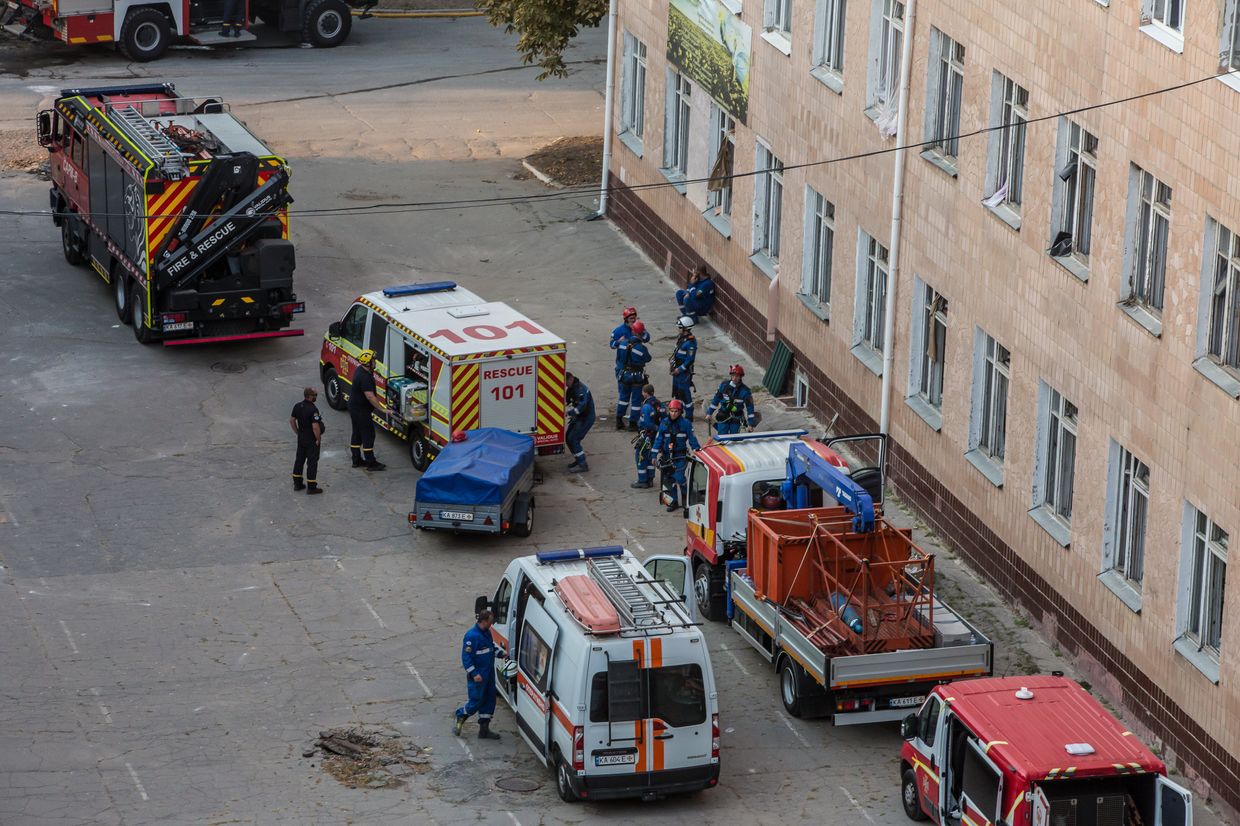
xmin=905 ymin=394 xmax=942 ymax=432
xmin=750 ymin=250 xmax=779 ymax=279
xmin=1118 ymin=300 xmax=1162 ymax=338
xmin=1098 ymin=569 xmax=1143 ymax=614
xmin=703 ymin=207 xmax=732 ymax=239
xmin=1192 ymin=355 xmax=1240 ymax=398
xmin=851 ymin=342 xmax=883 ymax=376
xmin=1173 ymin=635 xmax=1221 ymax=684
xmin=1028 ymin=504 xmax=1072 ymax=548
xmin=983 ymin=199 xmax=1022 ymax=231
xmin=1050 ymin=252 xmax=1090 ymax=283
xmin=810 ymin=65 xmax=844 ymax=95
xmin=659 ymin=167 xmax=688 ymax=194
xmin=796 ymin=292 xmax=830 ymax=322
xmin=720 ymin=0 xmax=741 ymax=14
xmin=920 ymin=148 xmax=958 ymax=178
xmin=964 ymin=448 xmax=1004 ymax=488
xmin=617 ymin=130 xmax=644 ymax=159
xmin=1218 ymin=70 xmax=1240 ymax=93
xmin=1140 ymin=22 xmax=1184 ymax=54
xmin=761 ymin=29 xmax=792 ymax=56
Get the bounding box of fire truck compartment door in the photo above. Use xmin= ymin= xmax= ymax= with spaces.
xmin=58 ymin=0 xmax=114 ymax=15
xmin=479 ymin=357 xmax=537 ymax=434
xmin=1156 ymin=775 xmax=1193 ymax=826
xmin=514 ymin=598 xmax=559 ymax=765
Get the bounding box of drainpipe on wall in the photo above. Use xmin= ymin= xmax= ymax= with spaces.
xmin=766 ymin=264 xmax=779 ymax=342
xmin=590 ymin=0 xmax=619 ymax=220
xmin=878 ymin=0 xmax=917 ymax=435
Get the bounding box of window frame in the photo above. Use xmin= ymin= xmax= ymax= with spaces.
xmin=340 ymin=304 xmax=369 ymax=349
xmin=764 ymin=0 xmax=793 ymax=38
xmin=978 ymin=335 xmax=1010 ymax=461
xmin=1113 ymin=446 xmax=1149 ymax=589
xmin=1039 ymin=386 xmax=1078 ymax=526
xmin=1052 ymin=120 xmax=1099 ymax=267
xmin=924 ymin=29 xmax=965 ymax=162
xmin=917 ymin=283 xmax=947 ymax=408
xmin=663 ymin=70 xmax=693 ymax=177
xmin=1126 ymin=167 xmax=1172 ymax=314
xmin=752 ymin=143 xmax=784 ymax=264
xmin=708 ymin=104 xmax=735 ymax=218
xmin=875 ymin=0 xmax=905 ymax=105
xmin=812 ymin=0 xmax=847 ymax=78
xmin=801 ymin=187 xmax=835 ymax=312
xmin=1204 ymin=219 xmax=1240 ymax=373
xmin=1221 ymin=0 xmax=1240 ymax=73
xmin=858 ymin=234 xmax=888 ymax=354
xmin=985 ymin=73 xmax=1028 ymax=214
xmin=620 ymin=32 xmax=648 ymax=147
xmin=1185 ymin=509 xmax=1227 ymax=657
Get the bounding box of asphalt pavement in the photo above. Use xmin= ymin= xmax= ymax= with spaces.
xmin=0 ymin=19 xmax=1229 ymax=826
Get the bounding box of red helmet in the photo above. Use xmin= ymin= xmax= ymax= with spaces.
xmin=451 ymin=430 xmax=468 ymax=442
xmin=667 ymin=399 xmax=685 ymax=413
xmin=622 ymin=306 xmax=638 ymax=321
xmin=631 ymin=320 xmax=646 ymax=337
xmin=760 ymin=491 xmax=784 ymax=509
xmin=729 ymin=364 xmax=745 ymax=377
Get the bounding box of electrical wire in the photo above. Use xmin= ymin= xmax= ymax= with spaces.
xmin=0 ymin=70 xmax=1221 ymax=222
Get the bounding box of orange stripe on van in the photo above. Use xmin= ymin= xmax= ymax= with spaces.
xmin=552 ymin=700 xmax=573 ymax=734
xmin=651 ymin=638 xmax=663 ymax=668
xmin=635 ymin=720 xmax=646 ymax=773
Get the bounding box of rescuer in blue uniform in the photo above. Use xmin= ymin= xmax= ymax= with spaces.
xmin=616 ymin=321 xmax=652 ymax=430
xmin=453 ymin=608 xmax=504 ymax=740
xmin=565 ymin=371 xmax=595 ymax=473
xmin=652 ymin=398 xmax=700 ymax=511
xmin=631 ymin=384 xmax=661 ymax=489
xmin=706 ymin=364 xmax=758 ymax=435
xmin=669 ymin=316 xmax=697 ymax=420
xmin=676 ymin=265 xmax=717 ymax=321
xmin=609 ymin=307 xmax=650 ymax=428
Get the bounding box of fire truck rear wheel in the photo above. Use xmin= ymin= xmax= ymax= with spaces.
xmin=119 ymin=8 xmax=172 ymax=62
xmin=114 ymin=273 xmax=133 ymax=324
xmin=131 ymin=282 xmax=156 ymax=344
xmin=323 ymin=368 xmax=347 ymax=410
xmin=303 ymin=0 xmax=350 ymax=48
xmin=60 ymin=220 xmax=84 ymax=266
xmin=779 ymin=658 xmax=805 ymax=718
xmin=693 ymin=562 xmax=726 ymax=622
xmin=901 ymin=768 xmax=928 ymax=821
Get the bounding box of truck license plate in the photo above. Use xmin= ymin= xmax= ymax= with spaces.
xmin=164 ymin=321 xmax=194 ymax=331
xmin=593 ymin=751 xmax=636 ymax=766
xmin=889 ymin=695 xmax=925 ymax=709
xmin=439 ymin=511 xmax=474 ymax=521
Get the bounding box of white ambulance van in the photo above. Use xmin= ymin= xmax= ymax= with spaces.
xmin=486 ymin=546 xmax=721 ymax=802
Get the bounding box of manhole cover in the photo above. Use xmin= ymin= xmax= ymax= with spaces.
xmin=211 ymin=361 xmax=247 ymax=374
xmin=495 ymin=776 xmax=542 ymax=793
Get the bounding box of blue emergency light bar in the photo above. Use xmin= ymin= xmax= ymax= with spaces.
xmin=382 ymin=281 xmax=458 ymax=298
xmin=536 ymin=546 xmax=625 ymax=565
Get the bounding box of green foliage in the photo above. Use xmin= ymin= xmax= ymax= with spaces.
xmin=478 ymin=0 xmax=608 ymax=80
xmin=666 ymin=6 xmax=747 ymax=121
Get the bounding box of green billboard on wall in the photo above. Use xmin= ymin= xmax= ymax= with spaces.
xmin=668 ymin=0 xmax=752 ymax=123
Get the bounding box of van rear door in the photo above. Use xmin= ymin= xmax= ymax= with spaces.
xmin=1156 ymin=775 xmax=1193 ymax=826
xmin=514 ymin=598 xmax=559 ymax=765
xmin=646 ymin=652 xmax=713 ymax=775
xmin=480 ymin=356 xmax=537 ymax=434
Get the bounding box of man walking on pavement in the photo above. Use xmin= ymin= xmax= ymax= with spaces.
xmin=453 ymin=609 xmax=504 ymax=740
xmin=616 ymin=321 xmax=652 ymax=430
xmin=609 ymin=307 xmax=649 ymax=429
xmin=706 ymin=365 xmax=758 ymax=436
xmin=347 ymin=350 xmax=386 ymax=471
xmin=669 ymin=316 xmax=697 ymax=420
xmin=631 ymin=384 xmax=662 ymax=489
xmin=652 ymin=398 xmax=700 ymax=511
xmin=565 ymin=371 xmax=595 ymax=473
xmin=289 ymin=387 xmax=325 ymax=494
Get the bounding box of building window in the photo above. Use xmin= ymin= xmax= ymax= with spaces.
xmin=1050 ymin=120 xmax=1098 ymax=268
xmin=620 ymin=33 xmax=647 ymax=147
xmin=924 ymin=29 xmax=965 ymax=163
xmin=663 ymin=71 xmax=692 ymax=178
xmin=966 ymin=330 xmax=1009 ymax=486
xmin=909 ymin=279 xmax=947 ymax=409
xmin=856 ymin=233 xmax=888 ymax=354
xmin=1201 ymin=219 xmax=1240 ymax=375
xmin=867 ymin=0 xmax=905 ymax=120
xmin=1179 ymin=507 xmax=1228 ymax=663
xmin=752 ymin=143 xmax=784 ymax=265
xmin=1106 ymin=445 xmax=1149 ymax=592
xmin=812 ymin=0 xmax=847 ymax=77
xmin=1124 ymin=167 xmax=1171 ymax=314
xmin=801 ymin=188 xmax=834 ymax=312
xmin=1034 ymin=383 xmax=1077 ymax=535
xmin=1222 ymin=0 xmax=1240 ymax=72
xmin=984 ymin=74 xmax=1027 ymax=214
xmin=708 ymin=105 xmax=735 ymax=219
xmin=793 ymin=373 xmax=810 ymax=407
xmin=764 ymin=0 xmax=793 ymax=41
xmin=1141 ymin=0 xmax=1184 ymax=50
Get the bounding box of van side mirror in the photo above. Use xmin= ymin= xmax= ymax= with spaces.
xmin=37 ymin=111 xmax=53 ymax=148
xmin=328 ymin=321 xmax=341 ymax=338
xmin=900 ymin=713 xmax=917 ymax=740
xmin=473 ymin=595 xmax=490 ymax=616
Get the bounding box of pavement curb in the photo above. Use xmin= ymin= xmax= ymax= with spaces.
xmin=351 ymin=8 xmax=484 ymax=17
xmin=521 ymin=159 xmax=563 ymax=189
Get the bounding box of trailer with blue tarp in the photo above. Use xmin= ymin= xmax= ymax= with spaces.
xmin=409 ymin=428 xmax=537 ymax=536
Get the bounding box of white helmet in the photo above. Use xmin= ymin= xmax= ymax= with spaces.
xmin=677 ymin=315 xmax=695 ymax=330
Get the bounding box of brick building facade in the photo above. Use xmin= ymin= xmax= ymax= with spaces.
xmin=606 ymin=0 xmax=1240 ymax=811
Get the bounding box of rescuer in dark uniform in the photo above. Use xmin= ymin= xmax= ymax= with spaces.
xmin=348 ymin=350 xmax=386 ymax=471
xmin=289 ymin=387 xmax=325 ymax=494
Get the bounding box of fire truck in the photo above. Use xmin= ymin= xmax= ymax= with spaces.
xmin=2 ymin=0 xmax=368 ymax=62
xmin=37 ymin=83 xmax=305 ymax=346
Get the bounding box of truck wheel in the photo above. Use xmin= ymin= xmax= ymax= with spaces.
xmin=119 ymin=8 xmax=171 ymax=62
xmin=511 ymin=496 xmax=534 ymax=538
xmin=131 ymin=282 xmax=156 ymax=344
xmin=901 ymin=769 xmax=928 ymax=821
xmin=555 ymin=757 xmax=579 ymax=803
xmin=114 ymin=273 xmax=132 ymax=324
xmin=322 ymin=368 xmax=347 ymax=410
xmin=693 ymin=562 xmax=726 ymax=622
xmin=61 ymin=220 xmax=84 ymax=266
xmin=410 ymin=433 xmax=432 ymax=471
xmin=779 ymin=658 xmax=805 ymax=718
xmin=303 ymin=0 xmax=350 ymax=48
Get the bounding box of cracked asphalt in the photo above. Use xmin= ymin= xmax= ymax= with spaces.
xmin=0 ymin=19 xmax=1230 ymax=826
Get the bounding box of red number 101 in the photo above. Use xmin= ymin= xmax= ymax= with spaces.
xmin=491 ymin=385 xmax=525 ymax=401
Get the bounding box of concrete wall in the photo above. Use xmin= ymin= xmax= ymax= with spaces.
xmin=607 ymin=0 xmax=1240 ymax=811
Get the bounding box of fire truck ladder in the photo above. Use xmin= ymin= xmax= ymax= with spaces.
xmin=108 ymin=105 xmax=187 ymax=179
xmin=587 ymin=557 xmax=681 ymax=633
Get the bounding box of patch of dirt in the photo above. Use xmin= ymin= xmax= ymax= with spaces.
xmin=0 ymin=129 xmax=47 ymax=174
xmin=369 ymin=0 xmax=480 ymax=9
xmin=303 ymin=726 xmax=431 ymax=790
xmin=524 ymin=135 xmax=602 ymax=187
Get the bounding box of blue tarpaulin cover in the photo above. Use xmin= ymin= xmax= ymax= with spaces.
xmin=415 ymin=428 xmax=535 ymax=506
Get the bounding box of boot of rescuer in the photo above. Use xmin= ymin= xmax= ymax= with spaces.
xmin=478 ymin=721 xmax=501 ymax=740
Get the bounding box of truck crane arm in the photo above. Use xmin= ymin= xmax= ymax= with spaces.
xmin=781 ymin=442 xmax=876 ymax=533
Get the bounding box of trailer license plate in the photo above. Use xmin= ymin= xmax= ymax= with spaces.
xmin=164 ymin=321 xmax=194 ymax=331
xmin=889 ymin=695 xmax=925 ymax=709
xmin=594 ymin=751 xmax=636 ymax=766
xmin=439 ymin=511 xmax=474 ymax=521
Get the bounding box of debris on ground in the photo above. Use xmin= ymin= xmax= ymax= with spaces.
xmin=0 ymin=130 xmax=48 ymax=176
xmin=303 ymin=726 xmax=431 ymax=789
xmin=523 ymin=136 xmax=602 ymax=188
